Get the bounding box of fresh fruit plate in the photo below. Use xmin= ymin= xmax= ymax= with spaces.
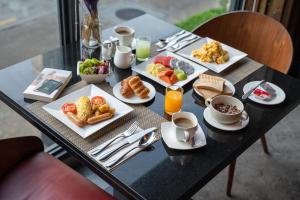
xmin=132 ymin=51 xmax=208 ymax=87
xmin=177 ymin=37 xmax=248 ymax=73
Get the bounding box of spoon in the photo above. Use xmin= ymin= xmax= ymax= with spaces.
xmin=105 ymin=131 xmax=157 ymax=168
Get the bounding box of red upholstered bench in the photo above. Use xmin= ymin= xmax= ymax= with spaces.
xmin=0 ymin=136 xmax=115 ymax=200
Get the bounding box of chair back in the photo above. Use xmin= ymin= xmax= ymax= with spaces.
xmin=192 ymin=11 xmax=293 ymax=74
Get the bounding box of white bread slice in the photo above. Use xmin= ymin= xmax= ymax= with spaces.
xmin=195 ymin=74 xmax=225 ymax=93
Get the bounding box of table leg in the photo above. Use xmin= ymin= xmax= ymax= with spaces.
xmin=260 ymin=135 xmax=269 ymax=154
xmin=226 ymin=159 xmax=236 ymax=197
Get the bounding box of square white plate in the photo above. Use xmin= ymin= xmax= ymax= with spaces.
xmin=177 ymin=37 xmax=248 ymax=73
xmin=43 ymin=84 xmax=134 ymax=138
xmin=132 ymin=51 xmax=207 ymax=87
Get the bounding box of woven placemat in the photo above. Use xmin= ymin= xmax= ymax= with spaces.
xmin=28 ymin=81 xmax=167 ymax=153
xmin=207 ymin=57 xmax=263 ymax=84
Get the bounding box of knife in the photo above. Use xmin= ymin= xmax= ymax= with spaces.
xmin=242 ymin=80 xmax=267 ymax=100
xmin=157 ymin=32 xmax=192 ymax=52
xmin=98 ymin=127 xmax=157 ymax=161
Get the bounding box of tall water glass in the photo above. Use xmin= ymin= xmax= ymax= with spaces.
xmin=136 ymin=37 xmax=151 ymax=61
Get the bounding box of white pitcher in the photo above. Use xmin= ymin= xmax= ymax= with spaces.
xmin=113 ymin=46 xmax=135 ymax=69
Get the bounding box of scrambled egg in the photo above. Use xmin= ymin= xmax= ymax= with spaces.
xmin=192 ymin=41 xmax=229 ymax=64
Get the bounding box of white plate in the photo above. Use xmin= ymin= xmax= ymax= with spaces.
xmin=243 ymin=81 xmax=286 ymax=105
xmin=132 ymin=51 xmax=208 ymax=87
xmin=161 ymin=122 xmax=206 ymax=150
xmin=193 ymin=78 xmax=235 ymax=97
xmin=177 ymin=37 xmax=248 ymax=73
xmin=203 ymin=108 xmax=249 ymax=131
xmin=43 ymin=84 xmax=134 ymax=138
xmin=113 ymin=81 xmax=156 ymax=104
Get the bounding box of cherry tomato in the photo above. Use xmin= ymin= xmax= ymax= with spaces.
xmin=91 ymin=96 xmax=105 ymax=106
xmin=62 ymin=103 xmax=77 ymax=114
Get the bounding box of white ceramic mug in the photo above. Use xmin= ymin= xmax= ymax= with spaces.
xmin=114 ymin=46 xmax=135 ymax=69
xmin=113 ymin=26 xmax=135 ymax=47
xmin=205 ymin=95 xmax=248 ymax=124
xmin=172 ymin=112 xmax=198 ymax=143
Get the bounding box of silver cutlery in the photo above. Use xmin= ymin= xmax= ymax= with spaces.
xmin=242 ymin=80 xmax=267 ymax=100
xmin=105 ymin=131 xmax=156 ymax=168
xmin=91 ymin=121 xmax=139 ymax=156
xmin=169 ymin=35 xmax=199 ymax=52
xmin=162 ymin=30 xmax=186 ymax=43
xmin=157 ymin=32 xmax=192 ymax=52
xmin=98 ymin=127 xmax=157 ymax=161
xmin=156 ymin=31 xmax=186 ymax=48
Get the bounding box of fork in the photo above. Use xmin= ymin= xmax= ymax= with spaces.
xmin=90 ymin=121 xmax=139 ymax=156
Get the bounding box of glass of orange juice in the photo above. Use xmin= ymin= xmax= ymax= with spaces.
xmin=165 ymin=85 xmax=183 ymax=115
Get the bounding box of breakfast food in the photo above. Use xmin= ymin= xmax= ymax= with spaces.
xmin=120 ymin=75 xmax=150 ymax=99
xmin=128 ymin=76 xmax=150 ymax=99
xmin=193 ymin=74 xmax=233 ymax=100
xmin=79 ymin=58 xmax=109 ymax=75
xmin=146 ymin=55 xmax=195 ymax=84
xmin=196 ymin=74 xmax=225 ymax=92
xmin=61 ymin=95 xmax=115 ymax=127
xmin=192 ymin=41 xmax=229 ymax=64
xmin=213 ymin=103 xmax=240 ymax=114
xmin=76 ymin=96 xmax=92 ymax=122
xmin=120 ymin=77 xmax=134 ymax=98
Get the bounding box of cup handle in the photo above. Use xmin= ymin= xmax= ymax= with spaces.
xmin=130 ymin=54 xmax=136 ymax=65
xmin=241 ymin=111 xmax=249 ymax=121
xmin=176 ymin=129 xmax=190 ymax=142
xmin=184 ymin=131 xmax=190 ymax=143
xmin=205 ymin=98 xmax=212 ymax=107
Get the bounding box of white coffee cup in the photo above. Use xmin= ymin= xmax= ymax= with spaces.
xmin=114 ymin=46 xmax=135 ymax=69
xmin=172 ymin=112 xmax=198 ymax=143
xmin=113 ymin=26 xmax=135 ymax=47
xmin=205 ymin=95 xmax=248 ymax=124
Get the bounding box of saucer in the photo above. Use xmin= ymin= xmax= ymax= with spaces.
xmin=161 ymin=122 xmax=206 ymax=150
xmin=243 ymin=81 xmax=285 ymax=105
xmin=203 ymin=108 xmax=249 ymax=131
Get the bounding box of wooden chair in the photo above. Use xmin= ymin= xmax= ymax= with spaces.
xmin=192 ymin=11 xmax=293 ymax=196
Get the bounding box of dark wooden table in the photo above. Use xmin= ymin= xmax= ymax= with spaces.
xmin=1 ymin=14 xmax=300 ymax=200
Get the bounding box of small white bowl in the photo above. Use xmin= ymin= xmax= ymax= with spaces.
xmin=77 ymin=61 xmax=109 ymax=84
